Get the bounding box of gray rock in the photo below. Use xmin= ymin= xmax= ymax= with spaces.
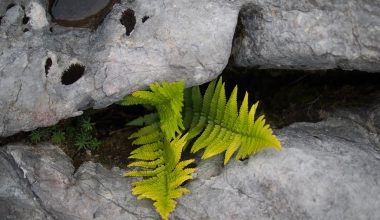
xmin=0 ymin=149 xmax=52 ymax=220
xmin=1 ymin=0 xmax=380 ymax=137
xmin=1 ymin=103 xmax=380 ymax=219
xmin=175 ymin=117 xmax=380 ymax=219
xmin=0 ymin=0 xmax=239 ymax=136
xmin=1 ymin=143 xmax=158 ymax=219
xmin=233 ymin=0 xmax=380 ymax=72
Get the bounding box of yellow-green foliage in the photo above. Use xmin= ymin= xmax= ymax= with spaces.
xmin=120 ymin=81 xmax=184 ymax=140
xmin=184 ymin=78 xmax=282 ymax=164
xmin=120 ymin=78 xmax=281 ymax=220
xmin=125 ymin=132 xmax=195 ymax=220
xmin=121 ymin=81 xmax=195 ymax=220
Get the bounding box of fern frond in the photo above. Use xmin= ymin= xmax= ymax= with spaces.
xmin=120 ymin=81 xmax=185 ymax=140
xmin=124 ymin=133 xmax=195 ymax=220
xmin=121 ymin=78 xmax=281 ymax=219
xmin=186 ymin=78 xmax=282 ymax=164
xmin=122 ymin=80 xmax=197 ymax=220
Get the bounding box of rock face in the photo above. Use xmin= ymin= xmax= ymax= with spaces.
xmin=0 ymin=0 xmax=239 ymax=136
xmin=0 ymin=143 xmax=158 ymax=220
xmin=233 ymin=0 xmax=380 ymax=72
xmin=1 ymin=103 xmax=380 ymax=219
xmin=1 ymin=0 xmax=379 ymax=137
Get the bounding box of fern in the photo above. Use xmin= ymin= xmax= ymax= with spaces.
xmin=184 ymin=78 xmax=282 ymax=164
xmin=125 ymin=133 xmax=195 ymax=220
xmin=120 ymin=81 xmax=195 ymax=220
xmin=120 ymin=78 xmax=281 ymax=219
xmin=119 ymin=81 xmax=184 ymax=140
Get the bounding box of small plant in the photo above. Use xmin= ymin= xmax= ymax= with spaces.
xmin=29 ymin=128 xmax=51 ymax=143
xmin=119 ymin=78 xmax=281 ymax=219
xmin=28 ymin=116 xmax=101 ymax=151
xmin=73 ymin=117 xmax=101 ymax=151
xmin=51 ymin=130 xmax=65 ymax=145
xmin=74 ymin=133 xmax=101 ymax=151
xmin=80 ymin=117 xmax=95 ymax=132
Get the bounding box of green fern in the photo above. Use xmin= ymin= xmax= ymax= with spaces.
xmin=120 ymin=78 xmax=281 ymax=219
xmin=119 ymin=81 xmax=184 ymax=140
xmin=125 ymin=133 xmax=195 ymax=220
xmin=184 ymin=78 xmax=282 ymax=164
xmin=120 ymin=81 xmax=195 ymax=220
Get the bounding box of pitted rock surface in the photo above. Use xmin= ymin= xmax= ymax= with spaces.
xmin=0 ymin=0 xmax=379 ymax=137
xmin=0 ymin=0 xmax=239 ymax=136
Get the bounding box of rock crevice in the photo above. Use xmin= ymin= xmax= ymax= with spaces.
xmin=1 ymin=102 xmax=380 ymax=219
xmin=0 ymin=0 xmax=379 ymax=137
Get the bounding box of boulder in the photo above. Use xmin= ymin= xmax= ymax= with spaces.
xmin=233 ymin=0 xmax=380 ymax=72
xmin=1 ymin=0 xmax=379 ymax=137
xmin=1 ymin=101 xmax=380 ymax=219
xmin=0 ymin=0 xmax=239 ymax=136
xmin=0 ymin=143 xmax=158 ymax=219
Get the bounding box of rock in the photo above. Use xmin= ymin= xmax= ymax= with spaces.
xmin=0 ymin=149 xmax=52 ymax=220
xmin=1 ymin=103 xmax=380 ymax=219
xmin=0 ymin=143 xmax=158 ymax=219
xmin=174 ymin=106 xmax=380 ymax=219
xmin=0 ymin=0 xmax=239 ymax=136
xmin=1 ymin=0 xmax=379 ymax=137
xmin=49 ymin=0 xmax=118 ymax=27
xmin=26 ymin=1 xmax=49 ymax=30
xmin=233 ymin=0 xmax=380 ymax=72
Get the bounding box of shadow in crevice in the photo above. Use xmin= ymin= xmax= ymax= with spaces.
xmin=221 ymin=65 xmax=380 ymax=128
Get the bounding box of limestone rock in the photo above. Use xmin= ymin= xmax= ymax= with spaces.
xmin=175 ymin=110 xmax=380 ymax=219
xmin=0 ymin=0 xmax=239 ymax=136
xmin=0 ymin=143 xmax=158 ymax=219
xmin=233 ymin=0 xmax=380 ymax=72
xmin=1 ymin=0 xmax=380 ymax=137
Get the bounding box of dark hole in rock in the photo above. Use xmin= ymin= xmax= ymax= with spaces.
xmin=6 ymin=3 xmax=16 ymax=10
xmin=120 ymin=8 xmax=136 ymax=36
xmin=23 ymin=28 xmax=29 ymax=32
xmin=48 ymin=0 xmax=119 ymax=29
xmin=49 ymin=27 xmax=53 ymax=32
xmin=0 ymin=16 xmax=3 ymax=25
xmin=45 ymin=58 xmax=52 ymax=75
xmin=22 ymin=16 xmax=30 ymax=24
xmin=142 ymin=15 xmax=149 ymax=23
xmin=61 ymin=64 xmax=85 ymax=85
